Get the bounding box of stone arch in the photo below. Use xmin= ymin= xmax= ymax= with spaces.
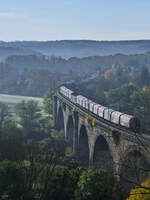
xmin=119 ymin=146 xmax=150 ymax=188
xmin=93 ymin=135 xmax=114 ymax=172
xmin=56 ymin=106 xmax=65 ymax=131
xmin=78 ymin=125 xmax=89 ymax=166
xmin=66 ymin=115 xmax=74 ymax=152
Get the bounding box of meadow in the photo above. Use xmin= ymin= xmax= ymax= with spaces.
xmin=0 ymin=94 xmax=43 ymax=107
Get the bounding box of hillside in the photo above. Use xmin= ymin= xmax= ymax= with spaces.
xmin=0 ymin=46 xmax=41 ymax=61
xmin=0 ymin=94 xmax=43 ymax=113
xmin=1 ymin=52 xmax=150 ymax=97
xmin=1 ymin=40 xmax=150 ymax=58
xmin=4 ymin=52 xmax=150 ymax=75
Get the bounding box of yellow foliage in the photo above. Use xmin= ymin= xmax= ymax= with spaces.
xmin=85 ymin=114 xmax=90 ymax=123
xmin=126 ymin=178 xmax=150 ymax=200
xmin=92 ymin=118 xmax=96 ymax=126
xmin=104 ymin=69 xmax=113 ymax=80
xmin=53 ymin=93 xmax=57 ymax=97
xmin=72 ymin=107 xmax=76 ymax=112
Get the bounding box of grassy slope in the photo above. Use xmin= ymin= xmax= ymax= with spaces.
xmin=0 ymin=94 xmax=44 ymax=122
xmin=0 ymin=94 xmax=43 ymax=107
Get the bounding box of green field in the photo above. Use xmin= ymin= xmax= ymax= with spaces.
xmin=0 ymin=94 xmax=43 ymax=107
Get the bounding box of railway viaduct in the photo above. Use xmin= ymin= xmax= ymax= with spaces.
xmin=53 ymin=92 xmax=150 ymax=182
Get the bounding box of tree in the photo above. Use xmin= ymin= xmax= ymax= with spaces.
xmin=0 ymin=102 xmax=10 ymax=129
xmin=0 ymin=160 xmax=34 ymax=200
xmin=15 ymin=100 xmax=41 ymax=138
xmin=0 ymin=137 xmax=67 ymax=200
xmin=126 ymin=178 xmax=150 ymax=200
xmin=39 ymin=161 xmax=84 ymax=200
xmin=131 ymin=86 xmax=150 ymax=130
xmin=0 ymin=160 xmax=25 ymax=200
xmin=23 ymin=68 xmax=56 ymax=97
xmin=43 ymin=89 xmax=53 ymax=115
xmin=0 ymin=122 xmax=25 ymax=161
xmin=76 ymin=168 xmax=123 ymax=200
xmin=140 ymin=68 xmax=150 ymax=87
xmin=84 ymin=83 xmax=106 ymax=105
xmin=29 ymin=138 xmax=67 ymax=200
xmin=104 ymin=63 xmax=130 ymax=88
xmin=106 ymin=83 xmax=137 ymax=113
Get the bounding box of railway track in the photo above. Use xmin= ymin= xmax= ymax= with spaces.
xmin=57 ymin=92 xmax=150 ymax=145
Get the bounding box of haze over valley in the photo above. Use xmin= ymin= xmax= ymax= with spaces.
xmin=1 ymin=40 xmax=150 ymax=60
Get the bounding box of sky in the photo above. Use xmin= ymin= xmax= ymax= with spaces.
xmin=0 ymin=0 xmax=150 ymax=41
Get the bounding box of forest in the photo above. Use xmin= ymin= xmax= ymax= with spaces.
xmin=0 ymin=46 xmax=150 ymax=199
xmin=0 ymin=93 xmax=149 ymax=200
xmin=1 ymin=52 xmax=150 ymax=131
xmin=0 ymin=99 xmax=126 ymax=200
xmin=70 ymin=63 xmax=150 ymax=132
xmin=0 ymin=97 xmax=149 ymax=200
xmin=1 ymin=52 xmax=150 ymax=95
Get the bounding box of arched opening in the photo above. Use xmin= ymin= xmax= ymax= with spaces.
xmin=66 ymin=115 xmax=74 ymax=152
xmin=120 ymin=150 xmax=150 ymax=190
xmin=93 ymin=136 xmax=113 ymax=172
xmin=79 ymin=125 xmax=89 ymax=166
xmin=57 ymin=106 xmax=64 ymax=131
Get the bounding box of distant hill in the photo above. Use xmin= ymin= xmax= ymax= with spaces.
xmin=0 ymin=40 xmax=150 ymax=58
xmin=0 ymin=45 xmax=150 ymax=97
xmin=4 ymin=52 xmax=150 ymax=75
xmin=0 ymin=46 xmax=41 ymax=61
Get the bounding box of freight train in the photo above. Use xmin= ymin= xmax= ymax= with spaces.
xmin=59 ymin=86 xmax=140 ymax=131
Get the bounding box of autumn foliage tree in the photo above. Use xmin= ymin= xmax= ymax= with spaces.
xmin=126 ymin=178 xmax=150 ymax=200
xmin=15 ymin=100 xmax=41 ymax=138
